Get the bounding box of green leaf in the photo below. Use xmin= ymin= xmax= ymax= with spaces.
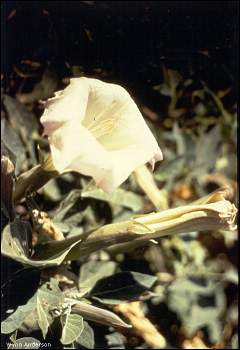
xmin=2 ymin=279 xmax=65 ymax=338
xmin=36 ymin=278 xmax=64 ymax=338
xmin=167 ymin=276 xmax=227 ymax=343
xmin=172 ymin=122 xmax=186 ymax=156
xmin=154 ymin=156 xmax=186 ymax=182
xmin=1 ymin=218 xmax=84 ymax=267
xmin=1 ymin=118 xmax=27 ymax=174
xmin=60 ymin=307 xmax=84 ymax=345
xmin=37 ymin=278 xmax=64 ymax=309
xmin=105 ymin=332 xmax=126 ymax=349
xmin=74 ymin=321 xmax=95 ymax=349
xmin=36 ymin=296 xmax=49 ymax=339
xmin=1 ymin=295 xmax=37 ymax=334
xmin=52 ymin=190 xmax=94 ymax=233
xmin=81 ymin=183 xmax=144 ymax=212
xmin=89 ymin=271 xmax=157 ymax=304
xmin=184 ymin=304 xmax=222 ymax=341
xmin=56 ymin=206 xmax=97 ymax=233
xmin=5 ymin=279 xmax=80 ymax=342
xmin=16 ymin=68 xmax=58 ymax=104
xmin=190 ymin=125 xmax=221 ymax=178
xmin=7 ymin=337 xmax=41 ymax=349
xmin=53 ymin=190 xmax=84 ymax=222
xmin=3 ymin=94 xmax=38 ymax=134
xmin=79 ymin=260 xmax=116 ymax=296
xmin=3 ymin=94 xmax=39 ymax=166
xmin=32 ymin=227 xmax=93 ymax=262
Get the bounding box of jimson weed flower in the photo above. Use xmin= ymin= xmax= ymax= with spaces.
xmin=40 ymin=77 xmax=163 ymax=192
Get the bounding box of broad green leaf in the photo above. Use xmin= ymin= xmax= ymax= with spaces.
xmin=60 ymin=307 xmax=84 ymax=345
xmin=32 ymin=228 xmax=93 ymax=262
xmin=36 ymin=296 xmax=49 ymax=339
xmin=2 ymin=278 xmax=70 ymax=340
xmin=53 ymin=189 xmax=86 ymax=223
xmin=79 ymin=260 xmax=116 ymax=296
xmin=37 ymin=279 xmax=63 ymax=338
xmin=57 ymin=206 xmax=97 ymax=230
xmin=37 ymin=278 xmax=64 ymax=307
xmin=18 ymin=310 xmax=39 ymax=334
xmin=1 ymin=295 xmax=37 ymax=334
xmin=105 ymin=332 xmax=126 ymax=349
xmin=184 ymin=304 xmax=222 ymax=341
xmin=112 ymin=207 xmax=133 ymax=224
xmin=3 ymin=94 xmax=39 ymax=166
xmin=89 ymin=271 xmax=157 ymax=304
xmin=2 ymin=279 xmax=72 ymax=338
xmin=81 ymin=183 xmax=144 ymax=212
xmin=167 ymin=276 xmax=226 ymax=343
xmin=52 ymin=190 xmax=97 ymax=235
xmin=74 ymin=321 xmax=94 ymax=349
xmin=168 ymin=276 xmax=216 ymax=296
xmin=190 ymin=124 xmax=221 ymax=178
xmin=1 ymin=118 xmax=27 ymax=174
xmin=17 ymin=68 xmax=58 ymax=104
xmin=154 ymin=156 xmax=185 ymax=182
xmin=3 ymin=95 xmax=38 ymax=135
xmin=1 ymin=218 xmax=84 ymax=267
xmin=173 ymin=122 xmax=186 ymax=156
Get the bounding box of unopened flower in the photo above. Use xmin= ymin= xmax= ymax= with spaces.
xmin=68 ymin=187 xmax=237 ymax=258
xmin=133 ymin=196 xmax=237 ymax=239
xmin=40 ymin=78 xmax=163 ymax=192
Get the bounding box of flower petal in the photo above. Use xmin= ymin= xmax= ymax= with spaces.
xmin=82 ymin=78 xmax=162 ymax=154
xmin=40 ymin=78 xmax=90 ymax=135
xmin=48 ymin=121 xmax=113 ymax=183
xmin=100 ymin=146 xmax=162 ymax=192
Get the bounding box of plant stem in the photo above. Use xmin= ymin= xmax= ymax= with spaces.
xmin=134 ymin=165 xmax=168 ymax=210
xmin=14 ymin=159 xmax=59 ymax=203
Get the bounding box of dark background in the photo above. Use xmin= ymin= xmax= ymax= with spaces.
xmin=1 ymin=1 xmax=239 ymax=100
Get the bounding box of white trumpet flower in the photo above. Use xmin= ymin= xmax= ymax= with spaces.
xmin=40 ymin=77 xmax=163 ymax=192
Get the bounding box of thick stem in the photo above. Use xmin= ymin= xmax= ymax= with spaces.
xmin=134 ymin=165 xmax=168 ymax=210
xmin=66 ymin=221 xmax=139 ymax=260
xmin=14 ymin=162 xmax=59 ymax=203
